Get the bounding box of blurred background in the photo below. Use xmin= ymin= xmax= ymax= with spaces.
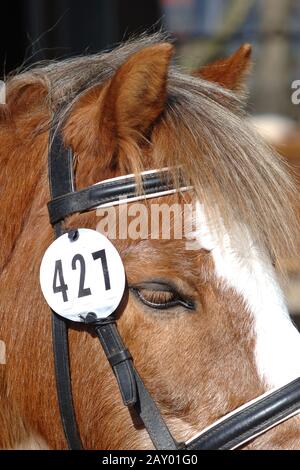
xmin=1 ymin=0 xmax=300 ymax=319
xmin=1 ymin=0 xmax=299 ymax=118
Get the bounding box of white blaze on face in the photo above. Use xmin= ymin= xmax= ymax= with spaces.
xmin=194 ymin=202 xmax=300 ymax=389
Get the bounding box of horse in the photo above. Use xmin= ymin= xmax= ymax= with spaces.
xmin=1 ymin=33 xmax=300 ymax=450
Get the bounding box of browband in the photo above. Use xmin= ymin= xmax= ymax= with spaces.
xmin=48 ymin=169 xmax=191 ymax=225
xmin=47 ymin=129 xmax=300 ymax=451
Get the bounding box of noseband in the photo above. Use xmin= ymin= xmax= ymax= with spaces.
xmin=44 ymin=129 xmax=300 ymax=450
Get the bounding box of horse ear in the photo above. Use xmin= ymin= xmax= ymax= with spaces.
xmin=66 ymin=43 xmax=173 ymax=173
xmin=193 ymin=44 xmax=252 ymax=93
xmin=98 ymin=43 xmax=174 ymax=164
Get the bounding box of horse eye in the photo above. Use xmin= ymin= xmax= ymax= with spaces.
xmin=130 ymin=283 xmax=195 ymax=311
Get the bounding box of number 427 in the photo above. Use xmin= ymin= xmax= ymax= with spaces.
xmin=53 ymin=249 xmax=111 ymax=302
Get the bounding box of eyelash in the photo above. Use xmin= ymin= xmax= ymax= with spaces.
xmin=131 ymin=286 xmax=195 ymax=311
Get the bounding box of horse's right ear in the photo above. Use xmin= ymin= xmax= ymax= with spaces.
xmin=192 ymin=44 xmax=252 ymax=93
xmin=66 ymin=43 xmax=173 ymax=172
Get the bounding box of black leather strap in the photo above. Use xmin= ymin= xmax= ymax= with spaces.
xmin=133 ymin=371 xmax=179 ymax=450
xmin=48 ymin=171 xmax=186 ymax=225
xmin=92 ymin=317 xmax=137 ymax=407
xmin=48 ymin=130 xmax=74 ymax=200
xmin=51 ymin=313 xmax=83 ymax=449
xmin=48 ymin=129 xmax=83 ymax=450
xmin=107 ymin=349 xmax=132 ymax=367
xmin=186 ymin=377 xmax=300 ymax=450
xmin=87 ymin=314 xmax=178 ymax=449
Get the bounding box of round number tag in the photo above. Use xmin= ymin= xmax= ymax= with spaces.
xmin=40 ymin=229 xmax=125 ymax=322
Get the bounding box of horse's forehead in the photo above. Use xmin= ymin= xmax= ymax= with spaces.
xmin=114 ymin=238 xmax=211 ymax=282
xmin=94 ymin=195 xmax=213 ymax=282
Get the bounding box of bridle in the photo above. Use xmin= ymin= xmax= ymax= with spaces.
xmin=44 ymin=128 xmax=300 ymax=450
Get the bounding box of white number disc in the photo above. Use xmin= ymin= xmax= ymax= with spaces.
xmin=40 ymin=228 xmax=125 ymax=322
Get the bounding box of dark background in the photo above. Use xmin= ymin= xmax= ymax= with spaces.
xmin=0 ymin=0 xmax=161 ymax=76
xmin=1 ymin=0 xmax=299 ymax=118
